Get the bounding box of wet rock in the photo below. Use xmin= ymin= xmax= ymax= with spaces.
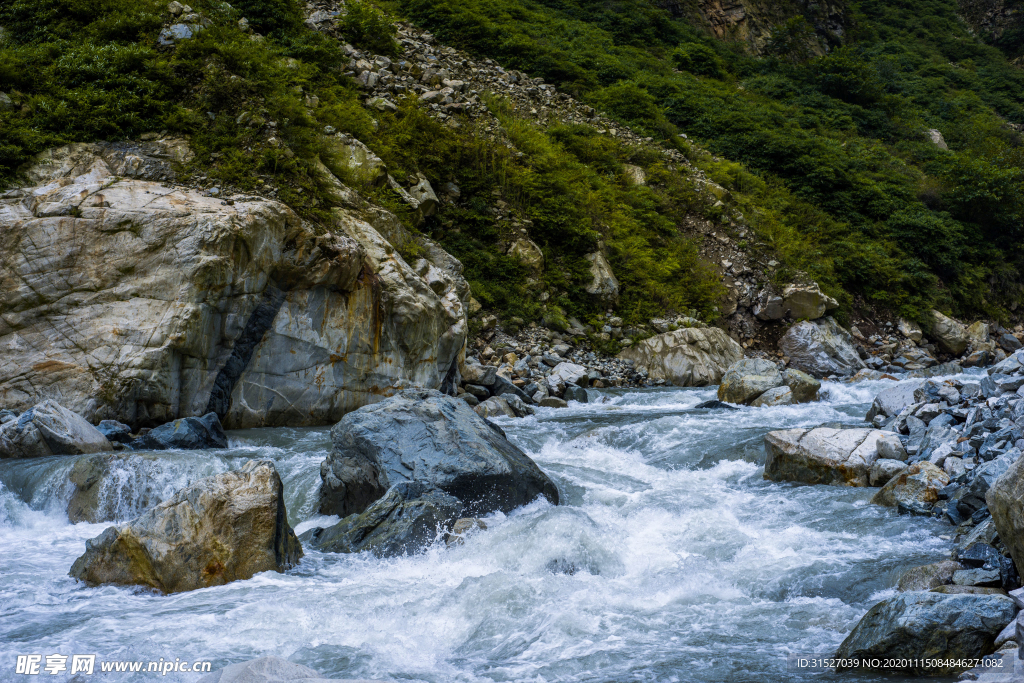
xmin=197 ymin=655 xmax=387 ymax=682
xmin=317 ymin=390 xmax=558 ymax=518
xmin=763 ymin=427 xmax=888 ymax=487
xmin=871 ymin=462 xmax=950 ymax=515
xmin=987 ymin=456 xmax=1024 ymax=579
xmin=474 ymin=396 xmax=514 ymax=418
xmin=66 ymin=453 xmax=172 ymax=523
xmin=539 ymin=397 xmax=568 ymax=408
xmin=961 ymin=456 xmax=1017 ymax=519
xmin=301 ymin=482 xmax=463 ymax=557
xmin=445 ymin=518 xmax=488 ymax=547
xmin=928 ymin=310 xmax=970 ymax=356
xmin=782 ymin=369 xmax=820 ymax=403
xmin=694 ymin=400 xmax=739 ymax=410
xmin=130 ymin=413 xmax=227 ymax=451
xmin=718 ymin=358 xmax=784 ymax=405
xmin=778 ymin=317 xmax=866 ymax=378
xmin=0 ymin=400 xmax=112 ymax=459
xmin=897 ymin=560 xmax=964 ymax=591
xmin=870 ymin=458 xmax=907 ymax=487
xmin=835 ymin=592 xmax=1017 ymax=675
xmin=545 ymin=362 xmax=588 ymax=396
xmin=618 ymin=327 xmax=743 ymax=386
xmin=96 ymin=420 xmax=133 ymax=445
xmin=564 ymin=385 xmax=589 ymax=403
xmin=69 ymin=460 xmax=302 ymax=593
xmin=751 ymin=385 xmax=795 ymax=407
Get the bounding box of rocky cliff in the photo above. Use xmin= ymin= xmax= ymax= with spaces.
xmin=656 ymin=0 xmax=847 ymax=54
xmin=959 ymin=0 xmax=1024 ymax=62
xmin=0 ymin=140 xmax=467 ymax=428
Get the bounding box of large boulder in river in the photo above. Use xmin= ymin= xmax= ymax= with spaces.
xmin=130 ymin=413 xmax=227 ymax=451
xmin=717 ymin=358 xmax=783 ymax=405
xmin=987 ymin=457 xmax=1024 ymax=579
xmin=302 ymin=481 xmax=463 ymax=557
xmin=928 ymin=309 xmax=970 ymax=356
xmin=618 ymin=327 xmax=743 ymax=386
xmin=764 ymin=427 xmax=888 ymax=486
xmin=0 ymin=141 xmax=467 ymax=429
xmin=835 ymin=592 xmax=1017 ymax=675
xmin=778 ymin=317 xmax=866 ymax=378
xmin=0 ymin=400 xmax=111 ymax=458
xmin=69 ymin=460 xmax=302 ymax=593
xmin=782 ymin=368 xmax=820 ymax=403
xmin=871 ymin=461 xmax=949 ymax=515
xmin=317 ymin=389 xmax=558 ymax=518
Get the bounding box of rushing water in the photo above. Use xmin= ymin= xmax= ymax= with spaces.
xmin=0 ymin=380 xmax=958 ymax=682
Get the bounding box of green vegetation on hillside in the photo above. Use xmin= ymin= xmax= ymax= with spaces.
xmin=0 ymin=0 xmax=724 ymax=334
xmin=394 ymin=0 xmax=1024 ymax=322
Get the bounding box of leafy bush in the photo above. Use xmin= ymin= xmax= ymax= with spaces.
xmin=337 ymin=0 xmax=399 ymax=56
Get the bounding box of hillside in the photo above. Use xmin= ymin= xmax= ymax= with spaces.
xmin=1 ymin=0 xmax=1023 ymax=344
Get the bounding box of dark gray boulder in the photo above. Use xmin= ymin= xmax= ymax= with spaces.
xmin=694 ymin=400 xmax=739 ymax=410
xmin=302 ymin=482 xmax=463 ymax=557
xmin=97 ymin=420 xmax=133 ymax=445
xmin=130 ymin=413 xmax=227 ymax=451
xmin=835 ymin=592 xmax=1017 ymax=675
xmin=564 ymin=385 xmax=589 ymax=403
xmin=317 ymin=389 xmax=558 ymax=518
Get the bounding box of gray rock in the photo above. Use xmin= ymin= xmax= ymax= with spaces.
xmin=987 ymin=456 xmax=1024 ymax=580
xmin=872 ymin=461 xmax=949 ymax=515
xmin=750 ymin=385 xmax=795 ymax=407
xmin=66 ymin=453 xmax=169 ymax=523
xmin=502 ymin=394 xmax=536 ymax=417
xmin=301 ymin=482 xmax=463 ymax=557
xmin=618 ymin=327 xmax=743 ymax=386
xmin=491 ymin=375 xmax=536 ymax=405
xmin=876 ymin=434 xmax=908 ymax=461
xmin=782 ymin=369 xmax=820 ymax=403
xmin=694 ymin=400 xmax=739 ymax=410
xmin=564 ymin=385 xmax=589 ymax=403
xmin=317 ymin=390 xmax=558 ymax=518
xmin=897 ymin=560 xmax=964 ymax=591
xmin=0 ymin=400 xmax=112 ymax=459
xmin=475 ymin=396 xmax=515 ymax=419
xmin=779 ymin=317 xmax=866 ymax=378
xmin=461 ymin=362 xmax=497 ymax=387
xmin=539 ymin=397 xmax=568 ymax=408
xmin=869 ymin=458 xmax=906 ymax=486
xmin=197 ymin=655 xmax=386 ymax=683
xmin=70 ymin=460 xmax=302 ymax=593
xmin=764 ymin=427 xmax=888 ymax=487
xmin=459 ymin=394 xmax=479 ymax=407
xmin=97 ymin=420 xmax=133 ymax=444
xmin=463 ymin=384 xmax=490 ymax=399
xmin=954 ymin=568 xmax=1003 ymax=587
xmin=130 ymin=413 xmax=227 ymax=451
xmin=928 ymin=310 xmax=970 ymax=356
xmin=999 ymin=333 xmax=1022 ymax=352
xmin=718 ymin=358 xmax=783 ymax=405
xmin=835 ymin=592 xmax=1017 ymax=675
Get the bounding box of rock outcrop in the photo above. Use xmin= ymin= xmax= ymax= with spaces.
xmin=0 ymin=141 xmax=467 ymax=429
xmin=778 ymin=317 xmax=866 ymax=377
xmin=70 ymin=460 xmax=302 ymax=593
xmin=301 ymin=481 xmax=463 ymax=557
xmin=0 ymin=400 xmax=111 ymax=459
xmin=763 ymin=427 xmax=888 ymax=486
xmin=835 ymin=592 xmax=1017 ymax=675
xmin=618 ymin=327 xmax=743 ymax=386
xmin=317 ymin=389 xmax=558 ymax=518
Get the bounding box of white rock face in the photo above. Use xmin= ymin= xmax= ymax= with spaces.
xmin=0 ymin=142 xmax=467 ymax=428
xmin=619 ymin=327 xmax=744 ymax=386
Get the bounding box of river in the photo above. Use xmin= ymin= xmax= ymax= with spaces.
xmin=0 ymin=379 xmax=955 ymax=682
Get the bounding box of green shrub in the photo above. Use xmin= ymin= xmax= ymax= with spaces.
xmin=338 ymin=0 xmax=399 ymax=56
